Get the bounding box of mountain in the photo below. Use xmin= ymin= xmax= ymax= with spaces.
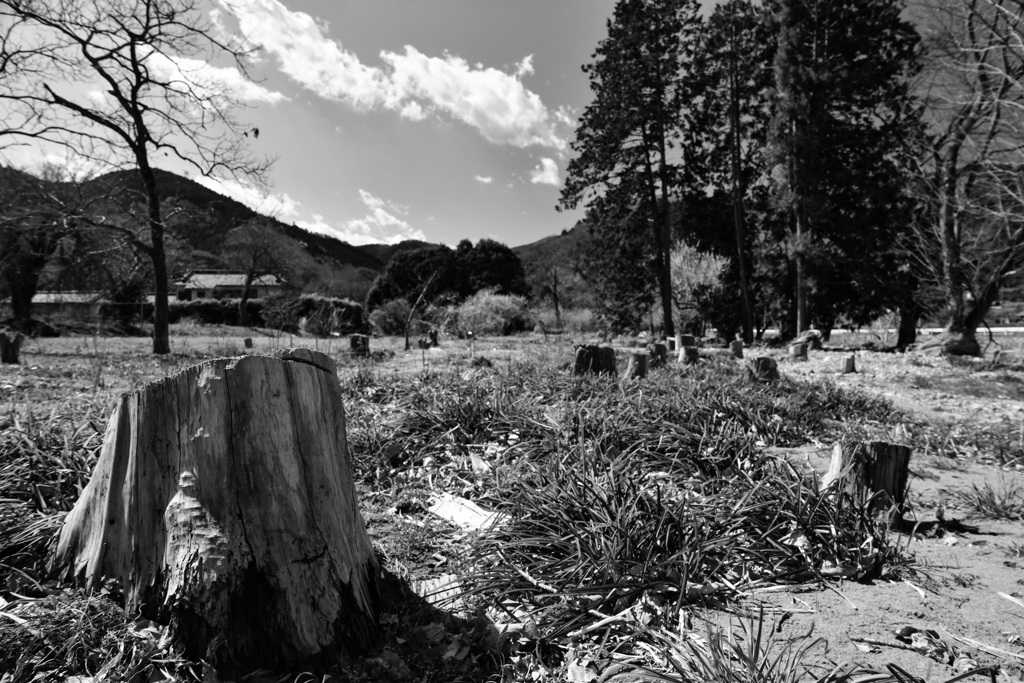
xmin=513 ymin=225 xmax=595 ymax=310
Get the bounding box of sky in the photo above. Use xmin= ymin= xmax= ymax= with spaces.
xmin=4 ymin=0 xmax=717 ymax=248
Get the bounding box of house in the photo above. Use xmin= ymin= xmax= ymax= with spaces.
xmin=31 ymin=291 xmax=109 ymax=323
xmin=173 ymin=271 xmax=285 ymax=301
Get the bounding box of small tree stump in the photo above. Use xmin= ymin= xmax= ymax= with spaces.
xmin=796 ymin=330 xmax=823 ymax=350
xmin=650 ymin=343 xmax=668 ymax=367
xmin=748 ymin=357 xmax=779 ymax=382
xmin=729 ymin=340 xmax=744 ymax=359
xmin=52 ymin=350 xmax=380 ymax=671
xmin=821 ymin=441 xmax=911 ymax=520
xmin=243 ymin=337 xmax=253 ymax=349
xmin=669 ymin=334 xmax=682 ymax=352
xmin=428 ymin=329 xmax=439 ymax=347
xmin=679 ymin=346 xmax=700 ymax=365
xmin=350 ymin=333 xmax=370 ymax=357
xmin=679 ymin=334 xmax=696 ymax=347
xmin=621 ymin=353 xmax=648 ymax=380
xmin=842 ymin=354 xmax=857 ymax=374
xmin=789 ymin=342 xmax=808 ymax=360
xmin=0 ymin=331 xmax=25 ymax=364
xmin=574 ymin=345 xmax=617 ymax=375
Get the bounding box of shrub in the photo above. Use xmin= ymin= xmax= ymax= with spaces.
xmin=166 ymin=299 xmax=264 ymax=326
xmin=368 ymin=298 xmax=412 ymax=336
xmin=454 ymin=290 xmax=533 ymax=336
xmin=261 ymin=294 xmax=363 ymax=336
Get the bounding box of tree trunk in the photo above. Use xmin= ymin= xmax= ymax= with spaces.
xmin=137 ymin=164 xmax=171 ymax=355
xmin=239 ymin=269 xmax=255 ymax=327
xmin=896 ymin=298 xmax=919 ymax=350
xmin=728 ymin=37 xmax=754 ymax=345
xmin=52 ymin=350 xmax=380 ymax=672
xmin=0 ymin=332 xmax=25 ymax=364
xmin=821 ymin=441 xmax=911 ymax=521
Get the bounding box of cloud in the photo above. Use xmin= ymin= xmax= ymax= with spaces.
xmin=145 ymin=50 xmax=287 ymax=105
xmin=217 ymin=0 xmax=566 ymax=150
xmin=340 ymin=189 xmax=427 ymax=245
xmin=530 ymin=157 xmax=560 ymax=186
xmin=192 ymin=175 xmax=301 ymax=220
xmin=474 ymin=175 xmax=493 ymax=184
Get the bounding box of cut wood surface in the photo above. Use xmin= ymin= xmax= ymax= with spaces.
xmin=52 ymin=349 xmax=379 ymax=671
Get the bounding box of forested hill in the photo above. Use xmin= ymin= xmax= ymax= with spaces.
xmin=94 ymin=169 xmax=386 ymax=272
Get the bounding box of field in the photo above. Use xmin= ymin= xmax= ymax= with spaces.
xmin=1 ymin=326 xmax=1024 ymax=683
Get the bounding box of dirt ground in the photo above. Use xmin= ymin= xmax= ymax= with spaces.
xmin=755 ymin=340 xmax=1024 ymax=682
xmin=2 ymin=327 xmax=1023 ymax=681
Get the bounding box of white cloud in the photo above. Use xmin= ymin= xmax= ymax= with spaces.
xmin=145 ymin=50 xmax=287 ymax=105
xmin=474 ymin=175 xmax=493 ymax=184
xmin=340 ymin=189 xmax=427 ymax=245
xmin=192 ymin=176 xmax=301 ymax=220
xmin=217 ymin=0 xmax=566 ymax=150
xmin=530 ymin=157 xmax=560 ymax=186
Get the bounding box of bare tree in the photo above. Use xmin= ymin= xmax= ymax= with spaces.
xmin=909 ymin=0 xmax=1024 ymax=355
xmin=0 ymin=0 xmax=270 ymax=353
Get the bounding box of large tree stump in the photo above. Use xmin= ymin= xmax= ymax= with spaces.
xmin=52 ymin=350 xmax=380 ymax=671
xmin=574 ymin=345 xmax=616 ymax=375
xmin=821 ymin=441 xmax=911 ymax=520
xmin=0 ymin=331 xmax=25 ymax=364
xmin=621 ymin=352 xmax=648 ymax=380
xmin=748 ymin=357 xmax=779 ymax=382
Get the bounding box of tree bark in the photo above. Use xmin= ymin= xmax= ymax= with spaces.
xmin=821 ymin=441 xmax=911 ymax=521
xmin=51 ymin=350 xmax=380 ymax=672
xmin=621 ymin=353 xmax=648 ymax=380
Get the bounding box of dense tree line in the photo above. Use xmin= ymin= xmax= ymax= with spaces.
xmin=564 ymin=0 xmax=1024 ymax=354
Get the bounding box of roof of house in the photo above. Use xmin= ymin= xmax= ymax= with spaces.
xmin=32 ymin=291 xmax=108 ymax=304
xmin=174 ymin=272 xmax=283 ymax=290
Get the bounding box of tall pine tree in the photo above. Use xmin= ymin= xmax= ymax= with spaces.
xmin=768 ymin=0 xmax=920 ymax=336
xmin=560 ymin=0 xmax=702 ymax=337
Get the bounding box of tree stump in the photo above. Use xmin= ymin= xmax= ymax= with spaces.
xmin=795 ymin=330 xmax=823 ymax=350
xmin=0 ymin=331 xmax=25 ymax=364
xmin=729 ymin=340 xmax=744 ymax=359
xmin=679 ymin=334 xmax=696 ymax=347
xmin=842 ymin=354 xmax=857 ymax=374
xmin=679 ymin=346 xmax=700 ymax=365
xmin=621 ymin=353 xmax=648 ymax=380
xmin=650 ymin=343 xmax=668 ymax=367
xmin=243 ymin=337 xmax=253 ymax=349
xmin=428 ymin=329 xmax=439 ymax=347
xmin=789 ymin=342 xmax=808 ymax=360
xmin=820 ymin=441 xmax=911 ymax=520
xmin=669 ymin=334 xmax=682 ymax=352
xmin=748 ymin=357 xmax=779 ymax=382
xmin=51 ymin=350 xmax=380 ymax=672
xmin=350 ymin=333 xmax=370 ymax=357
xmin=574 ymin=345 xmax=616 ymax=375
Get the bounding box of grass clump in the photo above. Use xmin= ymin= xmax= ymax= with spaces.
xmin=952 ymin=477 xmax=1024 ymax=520
xmin=0 ymin=406 xmax=104 ymax=589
